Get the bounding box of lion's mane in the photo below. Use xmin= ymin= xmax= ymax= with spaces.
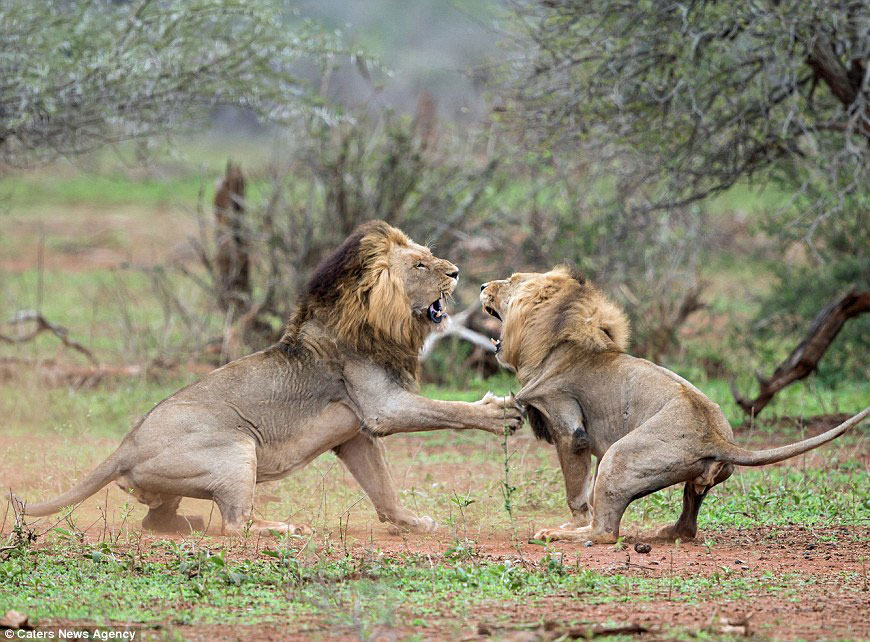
xmin=501 ymin=265 xmax=630 ymax=374
xmin=281 ymin=220 xmax=429 ymax=384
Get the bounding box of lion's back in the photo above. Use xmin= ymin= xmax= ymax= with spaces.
xmin=145 ymin=344 xmax=349 ymax=430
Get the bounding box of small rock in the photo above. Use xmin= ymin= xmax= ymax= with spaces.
xmin=0 ymin=610 xmax=30 ymax=630
xmin=735 ymin=559 xmax=745 ymax=564
xmin=584 ymin=540 xmax=594 ymax=547
xmin=806 ymin=543 xmax=816 ymax=550
xmin=634 ymin=542 xmax=652 ymax=554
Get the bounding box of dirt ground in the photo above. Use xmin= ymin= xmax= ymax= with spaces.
xmin=12 ymin=524 xmax=869 ymax=641
xmin=3 ymin=417 xmax=868 ymax=641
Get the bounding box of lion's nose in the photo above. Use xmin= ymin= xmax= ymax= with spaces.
xmin=447 ymin=269 xmax=459 ymax=280
xmin=480 ymin=282 xmax=488 ymax=291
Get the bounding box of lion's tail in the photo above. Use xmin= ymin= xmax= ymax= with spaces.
xmin=10 ymin=446 xmax=126 ymax=517
xmin=715 ymin=407 xmax=869 ymax=467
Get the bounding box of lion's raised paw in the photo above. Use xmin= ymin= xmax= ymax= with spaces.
xmin=477 ymin=392 xmax=524 ymax=435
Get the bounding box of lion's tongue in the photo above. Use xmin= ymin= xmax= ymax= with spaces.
xmin=428 ymin=299 xmax=446 ymax=324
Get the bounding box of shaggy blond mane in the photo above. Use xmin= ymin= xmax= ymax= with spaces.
xmin=281 ymin=220 xmax=430 ymax=382
xmin=501 ymin=266 xmax=630 ymax=372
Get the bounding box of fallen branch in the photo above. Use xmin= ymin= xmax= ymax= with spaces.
xmin=476 ymin=620 xmax=649 ymax=640
xmin=420 ymin=304 xmax=496 ymax=360
xmin=732 ymin=290 xmax=870 ymax=416
xmin=0 ymin=311 xmax=97 ymax=365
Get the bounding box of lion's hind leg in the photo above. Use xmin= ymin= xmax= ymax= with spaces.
xmin=141 ymin=495 xmax=206 ymax=534
xmin=535 ymin=427 xmax=708 ymax=546
xmin=210 ymin=442 xmax=311 ymax=537
xmin=115 ymin=478 xmax=205 ymax=534
xmin=654 ymin=461 xmax=733 ymax=541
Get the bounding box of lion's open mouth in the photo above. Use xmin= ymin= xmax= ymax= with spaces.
xmin=482 ymin=305 xmax=503 ymax=352
xmin=428 ymin=298 xmax=447 ymax=324
xmin=484 ymin=305 xmax=502 ymax=322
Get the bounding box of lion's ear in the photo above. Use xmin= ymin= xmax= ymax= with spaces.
xmin=556 ymin=261 xmax=585 ymax=285
xmin=366 ymin=268 xmax=411 ymax=336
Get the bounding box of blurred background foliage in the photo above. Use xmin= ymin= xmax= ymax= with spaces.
xmin=0 ymin=0 xmax=867 ymax=412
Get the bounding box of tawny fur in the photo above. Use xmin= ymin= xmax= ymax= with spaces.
xmin=11 ymin=221 xmax=523 ymax=536
xmin=283 ymin=221 xmax=433 ymax=384
xmin=499 ymin=265 xmax=630 ymax=373
xmin=481 ymin=267 xmax=869 ymax=545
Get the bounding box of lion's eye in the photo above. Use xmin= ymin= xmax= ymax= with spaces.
xmin=415 ymin=262 xmax=427 ymax=270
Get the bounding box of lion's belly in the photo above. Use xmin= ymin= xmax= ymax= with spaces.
xmin=254 ymin=402 xmax=360 ymax=481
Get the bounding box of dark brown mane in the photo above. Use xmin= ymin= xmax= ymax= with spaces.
xmin=279 ymin=220 xmax=422 ymax=387
xmin=282 ymin=220 xmax=391 ymax=339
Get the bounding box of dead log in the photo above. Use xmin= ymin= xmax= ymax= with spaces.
xmin=214 ymin=161 xmax=250 ymax=315
xmin=476 ymin=620 xmax=649 ymax=640
xmin=732 ymin=290 xmax=870 ymax=416
xmin=0 ymin=311 xmax=97 ymax=365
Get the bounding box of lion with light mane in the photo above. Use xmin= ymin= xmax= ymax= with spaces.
xmin=480 ymin=266 xmax=869 ymax=544
xmin=12 ymin=220 xmax=522 ymax=535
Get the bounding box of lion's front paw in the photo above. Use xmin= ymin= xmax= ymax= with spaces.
xmin=531 ymin=525 xmax=616 ymax=545
xmin=249 ymin=519 xmax=312 ymax=536
xmin=533 ymin=527 xmax=562 ymax=542
xmin=387 ymin=515 xmax=438 ymax=535
xmin=289 ymin=523 xmax=313 ymax=536
xmin=477 ymin=392 xmax=524 ymax=436
xmin=411 ymin=515 xmax=438 ymax=533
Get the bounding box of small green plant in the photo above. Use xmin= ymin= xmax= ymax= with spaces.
xmin=501 ymin=395 xmax=519 ymax=547
xmin=444 ymin=538 xmax=478 ymax=562
xmin=448 ymin=490 xmax=475 ymax=539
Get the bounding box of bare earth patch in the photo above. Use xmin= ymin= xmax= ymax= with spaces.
xmin=2 ymin=401 xmax=868 ymax=641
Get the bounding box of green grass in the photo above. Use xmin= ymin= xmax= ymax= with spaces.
xmin=0 ymin=544 xmax=824 ymax=627
xmin=0 ymin=171 xmax=203 ymax=212
xmin=0 ymin=135 xmax=272 ymax=213
xmin=628 ymin=466 xmax=870 ymax=530
xmin=0 ymin=268 xmax=224 ymax=362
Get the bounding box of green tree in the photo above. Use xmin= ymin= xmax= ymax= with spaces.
xmin=0 ymin=0 xmax=341 ymax=164
xmin=506 ymin=0 xmax=869 ymax=375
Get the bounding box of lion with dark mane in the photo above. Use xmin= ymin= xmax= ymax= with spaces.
xmin=481 ymin=266 xmax=869 ymax=544
xmin=13 ymin=221 xmax=522 ymax=534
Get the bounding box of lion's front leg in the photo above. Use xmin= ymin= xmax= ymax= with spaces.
xmin=369 ymin=391 xmax=524 ymax=436
xmin=344 ymin=363 xmax=524 ymax=437
xmin=334 ymin=433 xmax=436 ymax=533
xmin=554 ymin=437 xmax=594 ymax=528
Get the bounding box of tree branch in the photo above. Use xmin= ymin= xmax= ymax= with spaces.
xmin=0 ymin=311 xmax=98 ymax=365
xmin=732 ymin=291 xmax=870 ymax=416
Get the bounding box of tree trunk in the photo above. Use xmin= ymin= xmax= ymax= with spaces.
xmin=214 ymin=162 xmax=250 ymax=315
